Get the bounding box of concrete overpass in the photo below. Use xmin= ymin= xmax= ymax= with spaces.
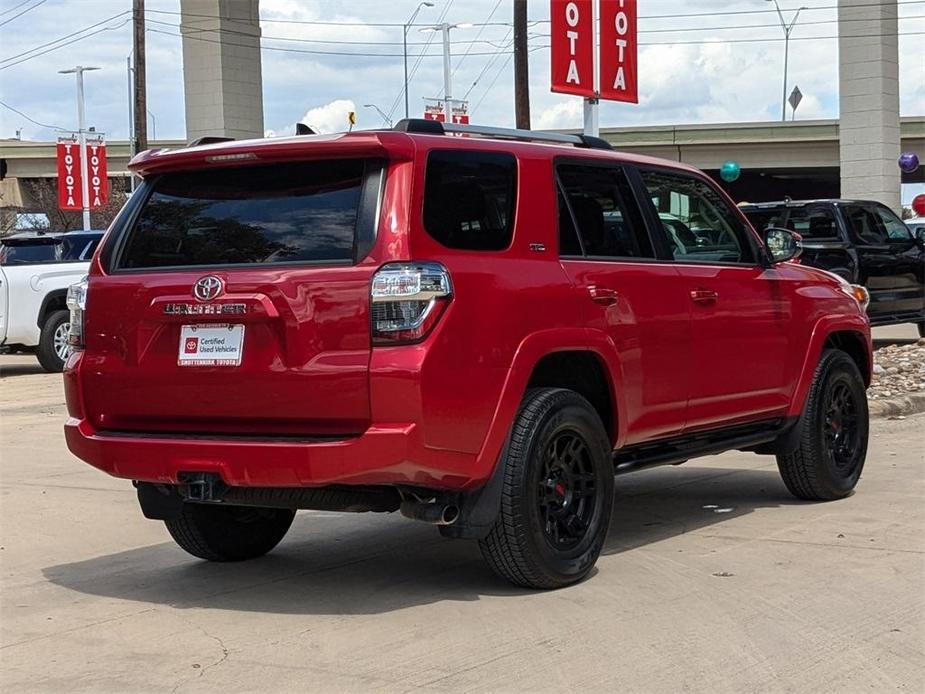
xmin=1 ymin=116 xmax=923 ymax=208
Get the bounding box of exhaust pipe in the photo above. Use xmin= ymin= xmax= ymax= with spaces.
xmin=400 ymin=501 xmax=459 ymax=526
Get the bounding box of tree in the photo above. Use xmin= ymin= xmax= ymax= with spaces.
xmin=16 ymin=177 xmax=129 ymax=232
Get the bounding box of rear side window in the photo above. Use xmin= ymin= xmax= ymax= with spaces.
xmin=423 ymin=150 xmax=516 ymax=251
xmin=784 ymin=206 xmax=840 ymax=240
xmin=119 ymin=160 xmax=369 ymax=269
xmin=557 ymin=163 xmax=654 ymax=259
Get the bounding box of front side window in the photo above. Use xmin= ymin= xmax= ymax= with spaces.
xmin=639 ymin=169 xmax=754 ymax=264
xmin=423 ymin=150 xmax=517 ymax=251
xmin=119 ymin=160 xmax=368 ymax=269
xmin=557 ymin=164 xmax=654 ymax=259
xmin=873 ymin=205 xmax=913 ymax=241
xmin=843 ymin=205 xmax=888 ymax=245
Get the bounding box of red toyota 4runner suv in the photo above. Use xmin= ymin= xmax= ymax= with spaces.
xmin=63 ymin=120 xmax=872 ymax=589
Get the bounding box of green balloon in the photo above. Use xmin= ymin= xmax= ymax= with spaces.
xmin=720 ymin=161 xmax=741 ymax=182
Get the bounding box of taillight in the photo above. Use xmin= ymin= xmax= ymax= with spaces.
xmin=66 ymin=277 xmax=88 ymax=349
xmin=371 ymin=262 xmax=452 ymax=345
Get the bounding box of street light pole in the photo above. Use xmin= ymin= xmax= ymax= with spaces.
xmin=363 ymin=104 xmax=393 ymax=127
xmin=441 ymin=23 xmax=452 ymax=122
xmin=421 ymin=22 xmax=473 ymax=123
xmin=768 ymin=0 xmax=807 ymax=122
xmin=59 ymin=65 xmax=100 ymax=231
xmin=403 ymin=2 xmax=434 ymax=119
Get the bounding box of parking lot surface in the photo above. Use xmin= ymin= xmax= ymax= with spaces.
xmin=1 ymin=351 xmax=923 ymax=693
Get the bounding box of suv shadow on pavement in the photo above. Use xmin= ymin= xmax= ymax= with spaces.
xmin=43 ymin=465 xmax=807 ymax=615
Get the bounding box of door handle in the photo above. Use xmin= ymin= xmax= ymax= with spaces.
xmin=588 ymin=286 xmax=619 ymax=305
xmin=690 ymin=288 xmax=718 ymax=304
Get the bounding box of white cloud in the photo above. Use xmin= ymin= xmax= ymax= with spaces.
xmin=266 ymin=98 xmax=357 ymax=137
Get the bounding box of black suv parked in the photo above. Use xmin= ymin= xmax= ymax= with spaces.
xmin=741 ymin=200 xmax=925 ymax=335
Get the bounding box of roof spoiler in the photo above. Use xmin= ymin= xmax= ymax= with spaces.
xmin=393 ymin=118 xmax=612 ymax=151
xmin=187 ymin=136 xmax=235 ymax=147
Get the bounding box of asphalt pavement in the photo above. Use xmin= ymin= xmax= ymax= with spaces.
xmin=1 ymin=343 xmax=923 ymax=693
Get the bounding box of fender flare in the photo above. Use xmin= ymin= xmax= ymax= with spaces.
xmin=36 ymin=289 xmax=68 ymax=329
xmin=787 ymin=312 xmax=871 ymax=419
xmin=472 ymin=327 xmax=626 ymax=482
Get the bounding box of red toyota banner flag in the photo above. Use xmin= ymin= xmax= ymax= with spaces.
xmin=550 ymin=0 xmax=595 ymax=97
xmin=85 ymin=137 xmax=109 ymax=208
xmin=599 ymin=0 xmax=638 ymax=103
xmin=56 ymin=139 xmax=83 ymax=210
xmin=56 ymin=137 xmax=109 ymax=211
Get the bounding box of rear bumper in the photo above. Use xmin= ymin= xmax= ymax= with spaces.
xmin=64 ymin=417 xmax=475 ymax=490
xmin=63 ymin=351 xmax=484 ymax=491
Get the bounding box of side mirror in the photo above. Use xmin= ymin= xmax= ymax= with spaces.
xmin=915 ymin=227 xmax=925 ymax=244
xmin=764 ymin=227 xmax=803 ymax=264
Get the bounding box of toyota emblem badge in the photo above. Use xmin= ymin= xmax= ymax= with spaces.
xmin=193 ymin=275 xmax=224 ymax=301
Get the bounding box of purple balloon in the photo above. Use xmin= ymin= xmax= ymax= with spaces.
xmin=898 ymin=152 xmax=920 ymax=174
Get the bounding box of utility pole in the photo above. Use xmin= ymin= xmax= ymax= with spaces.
xmin=59 ymin=66 xmax=100 ymax=231
xmin=133 ymin=0 xmax=147 ymax=152
xmin=126 ymin=55 xmax=135 ymax=191
xmin=513 ymin=0 xmax=530 ymax=129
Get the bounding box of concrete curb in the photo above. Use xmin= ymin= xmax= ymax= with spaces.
xmin=869 ymin=392 xmax=925 ymax=418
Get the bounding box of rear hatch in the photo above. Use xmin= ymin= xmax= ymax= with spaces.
xmin=82 ymin=152 xmax=387 ymax=437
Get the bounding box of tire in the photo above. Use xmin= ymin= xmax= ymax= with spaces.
xmin=36 ymin=309 xmax=71 ymax=373
xmin=478 ymin=388 xmax=614 ymax=589
xmin=776 ymin=349 xmax=869 ymax=501
xmin=165 ymin=504 xmax=295 ymax=562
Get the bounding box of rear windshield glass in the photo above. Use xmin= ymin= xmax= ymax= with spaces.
xmin=119 ymin=160 xmax=366 ymax=268
xmin=0 ymin=242 xmax=58 ymax=265
xmin=423 ymin=150 xmax=517 ymax=251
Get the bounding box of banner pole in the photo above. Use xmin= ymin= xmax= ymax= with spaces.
xmin=583 ymin=0 xmax=600 ymax=137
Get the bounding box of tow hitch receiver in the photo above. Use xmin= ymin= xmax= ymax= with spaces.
xmin=179 ymin=472 xmax=227 ymax=503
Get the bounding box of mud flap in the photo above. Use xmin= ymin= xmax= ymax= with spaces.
xmin=135 ymin=482 xmax=184 ymax=520
xmin=439 ymin=437 xmax=510 ymax=540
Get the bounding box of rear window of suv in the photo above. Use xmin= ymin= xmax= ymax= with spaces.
xmin=423 ymin=150 xmax=517 ymax=251
xmin=118 ymin=160 xmax=370 ymax=269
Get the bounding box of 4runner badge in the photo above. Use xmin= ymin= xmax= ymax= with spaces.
xmin=193 ymin=275 xmax=224 ymax=301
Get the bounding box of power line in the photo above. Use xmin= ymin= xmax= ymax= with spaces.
xmin=0 ymin=11 xmax=129 ymax=66
xmin=0 ymin=0 xmax=47 ymax=28
xmin=464 ymin=28 xmax=513 ymax=100
xmin=144 ymin=17 xmax=509 ymax=47
xmin=145 ymin=11 xmax=925 ymax=48
xmin=531 ymin=0 xmax=925 ymax=22
xmin=146 ymin=6 xmax=506 ymax=28
xmin=474 ymin=52 xmax=513 ymax=113
xmin=0 ymin=18 xmax=131 ymax=70
xmin=147 ymin=0 xmax=925 ymax=27
xmin=453 ymin=0 xmax=503 ymax=77
xmin=0 ymin=98 xmax=63 ymax=130
xmin=525 ymin=30 xmax=925 ymax=47
xmin=0 ymin=0 xmax=35 ymax=18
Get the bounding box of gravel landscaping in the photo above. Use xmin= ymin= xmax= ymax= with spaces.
xmin=869 ymin=338 xmax=925 ymax=400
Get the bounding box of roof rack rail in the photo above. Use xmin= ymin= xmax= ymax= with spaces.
xmin=187 ymin=136 xmax=235 ymax=147
xmin=393 ymin=118 xmax=612 ymax=151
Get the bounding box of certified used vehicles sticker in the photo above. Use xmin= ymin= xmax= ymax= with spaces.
xmin=178 ymin=324 xmax=245 ymax=366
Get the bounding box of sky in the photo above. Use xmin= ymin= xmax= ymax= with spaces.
xmin=0 ymin=0 xmax=922 ymax=145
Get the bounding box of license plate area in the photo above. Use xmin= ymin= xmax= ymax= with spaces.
xmin=178 ymin=324 xmax=245 ymax=367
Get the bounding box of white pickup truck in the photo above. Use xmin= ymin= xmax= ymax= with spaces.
xmin=0 ymin=231 xmax=103 ymax=371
